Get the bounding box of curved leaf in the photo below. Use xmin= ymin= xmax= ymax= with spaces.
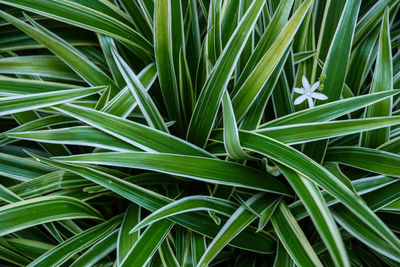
xmin=130 ymin=196 xmax=238 ymax=233
xmin=54 ymin=104 xmax=211 ymax=157
xmin=0 ymin=0 xmax=153 ymax=57
xmin=197 ymin=193 xmax=279 ymax=266
xmin=260 ymin=90 xmax=400 ymax=127
xmin=0 ymin=86 xmax=104 ymax=116
xmin=28 ymin=215 xmax=121 ymax=267
xmin=8 ymin=126 xmax=140 ymax=152
xmin=326 ymin=146 xmax=400 ymax=177
xmin=0 ymin=196 xmax=102 ymax=236
xmin=28 ymin=153 xmax=276 ymax=254
xmin=111 ymin=48 xmax=168 ymax=131
xmin=236 ymin=131 xmax=400 ymax=253
xmin=53 ymin=152 xmax=292 ymax=196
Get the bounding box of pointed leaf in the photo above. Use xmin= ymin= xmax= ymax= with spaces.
xmin=53 ymin=152 xmax=291 ymax=196
xmin=187 ymin=0 xmax=266 ymax=147
xmin=111 ymin=48 xmax=168 ymax=132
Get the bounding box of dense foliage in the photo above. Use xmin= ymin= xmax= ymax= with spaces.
xmin=0 ymin=0 xmax=399 ymax=266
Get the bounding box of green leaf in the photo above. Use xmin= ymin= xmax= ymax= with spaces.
xmin=234 ymin=131 xmax=400 ymax=253
xmin=0 ymin=76 xmax=78 ymax=95
xmin=257 ymin=116 xmax=400 ymax=143
xmin=0 ymin=184 xmax=22 ymax=203
xmin=0 ymin=56 xmax=80 ymax=81
xmin=120 ymin=220 xmax=174 ymax=266
xmin=326 ymin=146 xmax=400 ymax=177
xmin=28 ymin=215 xmax=122 ymax=267
xmin=0 ymin=11 xmax=119 ymax=95
xmin=303 ymin=0 xmax=361 ymax=163
xmin=0 ymin=0 xmax=153 ymax=57
xmin=70 ymin=229 xmax=118 ymax=267
xmin=7 ymin=126 xmax=140 ymax=152
xmin=353 ymin=0 xmax=397 ymax=46
xmin=277 ymin=164 xmax=349 ymax=267
xmin=130 ymin=196 xmax=238 ymax=233
xmin=178 ymin=47 xmax=195 ymax=123
xmin=290 ymin=175 xmax=397 ymax=220
xmin=28 ymin=154 xmax=275 ymax=254
xmin=159 ymin=238 xmax=180 ymax=267
xmin=154 ymin=0 xmax=183 ymax=134
xmin=101 ymin=63 xmax=157 ymax=117
xmin=260 ymin=90 xmax=400 ymax=127
xmin=170 ymin=0 xmax=185 ymax=73
xmin=323 ymin=162 xmax=357 ymax=195
xmin=271 ymin=201 xmax=323 ymax=267
xmin=234 ymin=0 xmax=294 ymax=91
xmin=362 ymin=8 xmax=393 ymax=148
xmin=197 ymin=193 xmax=279 ymax=266
xmin=111 ymin=47 xmax=168 ymax=132
xmin=0 ymin=2 xmax=399 ymax=264
xmin=231 ymin=0 xmax=313 ymax=121
xmin=8 ymin=171 xmax=88 ymax=199
xmin=257 ymin=198 xmax=280 ymax=232
xmin=333 ymin=206 xmax=400 ymax=263
xmin=117 ymin=204 xmax=140 ymax=265
xmin=0 ymin=153 xmax=55 ymax=181
xmin=222 ymin=91 xmax=252 ymax=160
xmin=294 ymin=51 xmax=317 ymax=64
xmin=0 ymin=86 xmax=105 ymax=116
xmin=54 ymin=103 xmax=211 ymax=157
xmin=98 ymin=35 xmax=126 ymax=88
xmin=4 ymin=238 xmax=55 ymax=260
xmin=119 ymin=0 xmax=153 ymax=40
xmin=320 ymin=0 xmax=361 ymax=101
xmin=187 ymin=0 xmax=266 ymax=147
xmin=379 ymin=135 xmax=400 ymax=154
xmin=0 ymin=243 xmax=31 ymax=266
xmin=191 ymin=232 xmax=206 ymax=267
xmin=240 ymin=49 xmax=290 ymax=130
xmin=346 ymin=28 xmax=379 ymax=95
xmin=0 ymin=196 xmax=102 ymax=236
xmin=94 ymin=85 xmax=111 ymax=110
xmin=273 ymin=241 xmax=294 ymax=267
xmin=53 ymin=152 xmax=291 ymax=196
xmin=212 ymin=116 xmax=400 ymax=146
xmin=174 ymin=226 xmax=193 ymax=265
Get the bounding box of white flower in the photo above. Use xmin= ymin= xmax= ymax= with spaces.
xmin=293 ymin=76 xmax=328 ymax=108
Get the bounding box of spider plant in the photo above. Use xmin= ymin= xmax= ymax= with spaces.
xmin=0 ymin=0 xmax=399 ymax=266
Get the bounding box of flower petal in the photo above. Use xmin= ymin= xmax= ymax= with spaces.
xmin=310 ymin=81 xmax=320 ymax=92
xmin=302 ymin=75 xmax=311 ymax=90
xmin=293 ymin=88 xmax=305 ymax=94
xmin=307 ymin=97 xmax=314 ymax=108
xmin=294 ymin=94 xmax=307 ymax=105
xmin=311 ymin=92 xmax=328 ymax=100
